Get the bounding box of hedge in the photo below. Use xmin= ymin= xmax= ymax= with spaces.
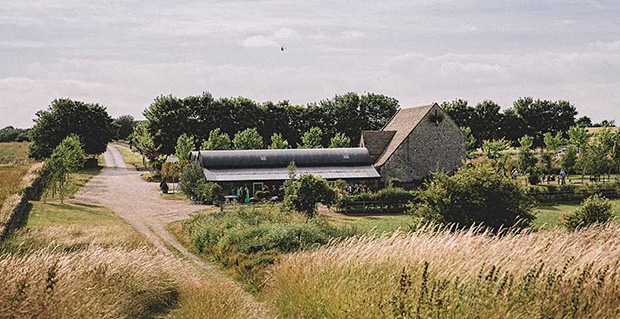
xmin=334 ymin=187 xmax=418 ymax=214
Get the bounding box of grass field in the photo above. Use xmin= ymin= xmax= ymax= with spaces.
xmin=264 ymin=224 xmax=620 ymax=318
xmin=533 ymin=198 xmax=620 ymax=229
xmin=0 ymin=142 xmax=30 ymax=164
xmin=114 ymin=144 xmax=147 ymax=170
xmin=0 ymin=154 xmax=259 ymax=318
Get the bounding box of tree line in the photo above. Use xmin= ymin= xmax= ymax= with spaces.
xmin=442 ymin=98 xmax=615 ymax=147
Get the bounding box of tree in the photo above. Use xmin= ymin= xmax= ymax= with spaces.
xmin=175 ymin=133 xmax=195 ymax=160
xmin=180 ymin=163 xmax=206 ymax=202
xmin=233 ymin=128 xmax=263 ymax=150
xmin=460 ymin=126 xmax=477 ymax=158
xmin=42 ymin=135 xmax=85 ymax=203
xmin=414 ymin=161 xmax=535 ymax=230
xmin=471 ymin=100 xmax=502 ymax=144
xmin=113 ymin=115 xmax=135 ymax=140
xmin=543 ymin=131 xmax=565 ymax=153
xmin=201 ymin=128 xmax=231 ymax=150
xmin=481 ymin=138 xmax=510 ymax=160
xmin=567 ymin=125 xmax=591 ymax=154
xmin=564 ymin=194 xmax=612 ymax=230
xmin=29 ymin=98 xmax=113 ymax=159
xmin=329 ymin=133 xmax=351 ymax=148
xmin=132 ymin=121 xmax=161 ymax=165
xmin=576 ymin=116 xmax=593 ymax=127
xmin=517 ymin=135 xmax=538 ymax=184
xmin=284 ymin=174 xmax=336 ymax=217
xmin=441 ymin=99 xmax=473 ymax=129
xmin=299 ymin=127 xmax=323 ymax=148
xmin=0 ymin=126 xmax=30 ymax=142
xmin=268 ymin=133 xmax=289 ymax=149
xmin=562 ymin=145 xmax=577 ymax=174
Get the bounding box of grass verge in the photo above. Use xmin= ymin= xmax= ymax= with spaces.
xmin=114 ymin=144 xmax=147 ymax=170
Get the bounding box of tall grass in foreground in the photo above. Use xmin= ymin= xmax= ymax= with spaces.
xmin=264 ymin=224 xmax=620 ymax=318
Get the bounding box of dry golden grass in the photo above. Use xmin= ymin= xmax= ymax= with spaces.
xmin=264 ymin=224 xmax=620 ymax=318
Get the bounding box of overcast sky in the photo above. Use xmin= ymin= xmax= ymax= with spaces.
xmin=1 ymin=0 xmax=619 ymax=128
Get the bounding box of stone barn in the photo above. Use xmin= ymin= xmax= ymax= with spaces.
xmin=360 ymin=103 xmax=465 ymax=185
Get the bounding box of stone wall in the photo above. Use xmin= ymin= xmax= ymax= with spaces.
xmin=379 ymin=105 xmax=465 ymax=184
xmin=0 ymin=163 xmax=43 ymax=241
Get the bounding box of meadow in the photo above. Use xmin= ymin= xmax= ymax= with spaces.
xmin=0 ymin=142 xmax=33 ymax=211
xmin=263 ymin=224 xmax=620 ymax=318
xmin=0 ymin=143 xmax=262 ymax=319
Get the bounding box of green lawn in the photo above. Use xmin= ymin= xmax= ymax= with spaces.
xmin=161 ymin=190 xmax=187 ymax=200
xmin=324 ymin=212 xmax=415 ymax=234
xmin=533 ymin=198 xmax=620 ymax=229
xmin=114 ymin=144 xmax=147 ymax=170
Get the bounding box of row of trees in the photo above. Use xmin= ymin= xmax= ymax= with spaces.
xmin=443 ymin=98 xmax=615 ymax=147
xmin=469 ymin=124 xmax=620 ymax=184
xmin=0 ymin=126 xmax=30 ymax=142
xmin=141 ymin=91 xmax=399 ymax=155
xmin=172 ymin=127 xmax=352 ymax=161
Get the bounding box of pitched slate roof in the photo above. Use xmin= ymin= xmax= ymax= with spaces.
xmin=360 ymin=130 xmax=396 ymax=162
xmin=374 ymin=104 xmax=436 ymax=167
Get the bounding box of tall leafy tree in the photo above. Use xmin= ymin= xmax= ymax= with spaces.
xmin=562 ymin=145 xmax=577 ymax=174
xmin=471 ymin=100 xmax=502 ymax=144
xmin=567 ymin=125 xmax=591 ymax=154
xmin=113 ymin=115 xmax=135 ymax=140
xmin=460 ymin=126 xmax=477 ymax=158
xmin=42 ymin=135 xmax=85 ymax=203
xmin=201 ymin=128 xmax=231 ymax=150
xmin=299 ymin=127 xmax=323 ymax=149
xmin=329 ymin=133 xmax=351 ymax=148
xmin=268 ymin=133 xmax=289 ymax=149
xmin=132 ymin=121 xmax=161 ymax=163
xmin=233 ymin=128 xmax=263 ymax=150
xmin=175 ymin=133 xmax=195 ymax=161
xmin=29 ymin=98 xmax=113 ymax=159
xmin=441 ymin=99 xmax=474 ymax=129
xmin=517 ymin=135 xmax=537 ymax=181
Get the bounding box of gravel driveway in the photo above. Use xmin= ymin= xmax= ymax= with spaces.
xmin=72 ymin=145 xmax=270 ymax=317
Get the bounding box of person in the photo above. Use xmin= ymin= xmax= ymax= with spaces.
xmin=511 ymin=168 xmax=518 ymax=180
xmin=559 ymin=169 xmax=566 ymax=185
xmin=244 ymin=186 xmax=250 ymax=203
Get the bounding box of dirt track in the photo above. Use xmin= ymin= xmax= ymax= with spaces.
xmin=72 ymin=145 xmax=270 ymax=317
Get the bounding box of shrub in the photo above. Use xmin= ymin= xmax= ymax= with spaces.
xmin=414 ymin=162 xmax=536 ymax=230
xmin=180 ymin=163 xmax=205 ymax=202
xmin=335 ymin=187 xmax=417 ymax=214
xmin=564 ymin=194 xmax=613 ymax=230
xmin=184 ymin=204 xmax=352 ymax=289
xmin=196 ymin=182 xmax=222 ymax=204
xmin=284 ymin=174 xmax=336 ymax=217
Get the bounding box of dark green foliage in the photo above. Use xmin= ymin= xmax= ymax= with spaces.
xmin=141 ymin=92 xmax=399 ymax=154
xmin=29 ymin=98 xmax=113 ymax=159
xmin=184 ymin=204 xmax=352 ymax=289
xmin=442 ymin=97 xmax=577 ymax=147
xmin=335 ymin=187 xmax=417 ymax=214
xmin=112 ymin=115 xmax=135 ymax=140
xmin=0 ymin=126 xmax=30 ymax=142
xmin=564 ymin=194 xmax=613 ymax=230
xmin=284 ymin=174 xmax=336 ymax=216
xmin=414 ymin=162 xmax=536 ymax=230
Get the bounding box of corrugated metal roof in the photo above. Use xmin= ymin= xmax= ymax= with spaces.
xmin=203 ymin=165 xmax=380 ymax=182
xmin=198 ymin=148 xmax=373 ymax=169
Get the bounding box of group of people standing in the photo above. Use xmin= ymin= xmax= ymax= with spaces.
xmin=230 ymin=186 xmax=250 ymax=203
xmin=511 ymin=168 xmax=568 ymax=185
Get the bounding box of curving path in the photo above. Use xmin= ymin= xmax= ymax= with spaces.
xmin=72 ymin=145 xmax=270 ymax=318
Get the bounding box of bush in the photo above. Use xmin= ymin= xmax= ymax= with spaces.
xmin=334 ymin=187 xmax=417 ymax=214
xmin=284 ymin=174 xmax=336 ymax=217
xmin=184 ymin=204 xmax=352 ymax=289
xmin=564 ymin=194 xmax=613 ymax=230
xmin=196 ymin=182 xmax=222 ymax=204
xmin=180 ymin=163 xmax=206 ymax=202
xmin=414 ymin=162 xmax=536 ymax=230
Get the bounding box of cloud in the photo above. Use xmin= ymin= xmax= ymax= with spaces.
xmin=342 ymin=30 xmax=365 ymax=39
xmin=240 ymin=35 xmax=278 ymax=47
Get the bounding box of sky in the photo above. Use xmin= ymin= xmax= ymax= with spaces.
xmin=1 ymin=0 xmax=619 ymax=128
